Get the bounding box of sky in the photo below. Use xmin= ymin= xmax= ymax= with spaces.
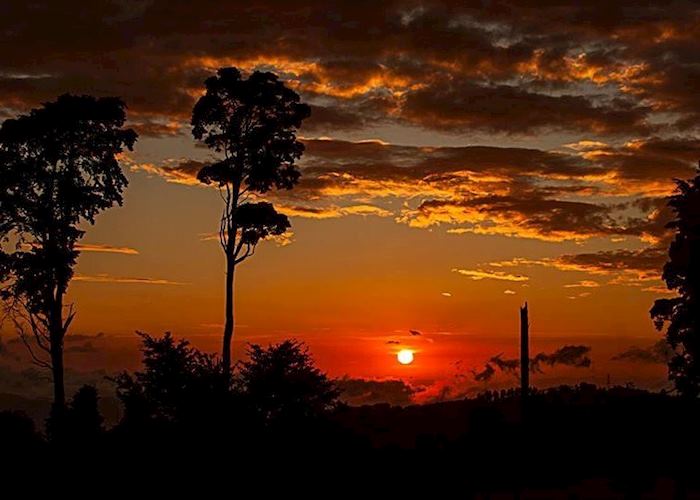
xmin=1 ymin=1 xmax=699 ymax=403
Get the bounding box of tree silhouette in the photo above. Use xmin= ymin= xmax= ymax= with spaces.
xmin=236 ymin=340 xmax=340 ymax=427
xmin=191 ymin=67 xmax=310 ymax=379
xmin=112 ymin=332 xmax=226 ymax=427
xmin=48 ymin=384 xmax=104 ymax=444
xmin=651 ymin=163 xmax=700 ymax=396
xmin=0 ymin=94 xmax=137 ymax=414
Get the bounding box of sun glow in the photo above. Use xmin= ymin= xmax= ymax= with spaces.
xmin=397 ymin=349 xmax=414 ymax=365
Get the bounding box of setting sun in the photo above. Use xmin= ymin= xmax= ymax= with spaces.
xmin=397 ymin=349 xmax=414 ymax=365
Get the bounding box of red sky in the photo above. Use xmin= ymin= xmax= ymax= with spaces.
xmin=1 ymin=1 xmax=698 ymax=403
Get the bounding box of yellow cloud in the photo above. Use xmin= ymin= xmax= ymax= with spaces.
xmin=452 ymin=268 xmax=529 ymax=282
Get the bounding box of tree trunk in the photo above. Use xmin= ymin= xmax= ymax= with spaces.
xmin=50 ymin=340 xmax=66 ymax=408
xmin=50 ymin=294 xmax=66 ymax=409
xmin=222 ymin=253 xmax=236 ymax=381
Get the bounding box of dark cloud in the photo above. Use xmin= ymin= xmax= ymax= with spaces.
xmin=0 ymin=2 xmax=698 ymax=136
xmin=409 ymin=329 xmax=422 ymax=336
xmin=401 ymin=81 xmax=652 ymax=135
xmin=139 ymin=135 xmax=690 ymax=246
xmin=532 ymin=345 xmax=592 ymax=372
xmin=336 ymin=377 xmax=418 ymax=406
xmin=557 ymin=246 xmax=668 ymax=276
xmin=473 ymin=345 xmax=592 ymax=382
xmin=612 ymin=340 xmax=674 ymax=364
xmin=472 ymin=363 xmax=496 ymax=382
xmin=386 ymin=340 xmax=401 ymax=345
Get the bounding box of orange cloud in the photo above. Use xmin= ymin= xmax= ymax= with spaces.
xmin=452 ymin=268 xmax=529 ymax=282
xmin=73 ymin=274 xmax=184 ymax=285
xmin=76 ymin=244 xmax=139 ymax=255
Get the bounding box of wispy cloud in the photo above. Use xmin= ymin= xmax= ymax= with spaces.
xmin=564 ymin=280 xmax=600 ymax=288
xmin=452 ymin=268 xmax=529 ymax=282
xmin=73 ymin=274 xmax=184 ymax=285
xmin=76 ymin=243 xmax=139 ymax=255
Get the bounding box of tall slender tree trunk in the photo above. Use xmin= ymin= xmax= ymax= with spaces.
xmin=222 ymin=253 xmax=236 ymax=380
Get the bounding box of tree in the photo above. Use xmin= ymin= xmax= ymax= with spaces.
xmin=48 ymin=384 xmax=104 ymax=444
xmin=0 ymin=94 xmax=137 ymax=412
xmin=236 ymin=340 xmax=340 ymax=427
xmin=112 ymin=332 xmax=227 ymax=427
xmin=191 ymin=67 xmax=310 ymax=378
xmin=651 ymin=163 xmax=700 ymax=396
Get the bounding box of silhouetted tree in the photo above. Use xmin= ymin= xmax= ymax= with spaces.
xmin=191 ymin=67 xmax=310 ymax=379
xmin=0 ymin=95 xmax=137 ymax=415
xmin=112 ymin=332 xmax=227 ymax=428
xmin=651 ymin=163 xmax=700 ymax=396
xmin=68 ymin=384 xmax=103 ymax=439
xmin=236 ymin=340 xmax=340 ymax=427
xmin=47 ymin=384 xmax=104 ymax=444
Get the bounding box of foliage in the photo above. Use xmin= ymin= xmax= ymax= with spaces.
xmin=192 ymin=67 xmax=309 ymax=193
xmin=651 ymin=165 xmax=700 ymax=396
xmin=0 ymin=94 xmax=136 ymax=405
xmin=112 ymin=332 xmax=227 ymax=426
xmin=236 ymin=340 xmax=340 ymax=426
xmin=190 ymin=66 xmax=309 ymax=373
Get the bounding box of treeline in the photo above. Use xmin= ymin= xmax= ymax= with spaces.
xmin=3 ymin=343 xmax=700 ymax=496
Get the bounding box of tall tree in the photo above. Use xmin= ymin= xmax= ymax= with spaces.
xmin=0 ymin=94 xmax=137 ymax=412
xmin=651 ymin=163 xmax=700 ymax=397
xmin=191 ymin=67 xmax=310 ymax=378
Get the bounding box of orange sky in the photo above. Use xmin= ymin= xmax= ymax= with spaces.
xmin=2 ymin=1 xmax=699 ymax=402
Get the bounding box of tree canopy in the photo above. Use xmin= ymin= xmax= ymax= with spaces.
xmin=192 ymin=67 xmax=309 ymax=192
xmin=651 ymin=164 xmax=700 ymax=396
xmin=0 ymin=94 xmax=137 ymax=406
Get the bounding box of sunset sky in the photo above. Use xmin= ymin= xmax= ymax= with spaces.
xmin=2 ymin=1 xmax=699 ymax=403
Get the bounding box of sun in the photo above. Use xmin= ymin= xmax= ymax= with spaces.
xmin=397 ymin=349 xmax=414 ymax=365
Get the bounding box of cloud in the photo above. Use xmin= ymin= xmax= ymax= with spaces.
xmin=472 ymin=363 xmax=496 ymax=382
xmin=612 ymin=340 xmax=674 ymax=364
xmin=278 ymin=204 xmax=392 ymax=219
xmin=336 ymin=377 xmax=418 ymax=406
xmin=564 ymin=280 xmax=601 ymax=288
xmin=453 ymin=268 xmax=529 ymax=282
xmin=73 ymin=274 xmax=184 ymax=285
xmin=1 ymin=1 xmax=698 ymax=139
xmin=472 ymin=345 xmax=592 ymax=382
xmin=401 ymin=80 xmax=652 ymax=135
xmin=487 ymin=242 xmax=669 ymax=291
xmin=409 ymin=330 xmax=422 ymax=336
xmin=76 ymin=244 xmax=139 ymax=255
xmin=404 ymin=192 xmax=665 ymax=242
xmin=532 ymin=345 xmax=592 ymax=372
xmin=129 ymin=137 xmax=687 ymax=248
xmin=5 ymin=2 xmax=698 ymax=284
